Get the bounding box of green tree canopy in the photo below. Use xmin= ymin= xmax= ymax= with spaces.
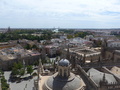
xmin=19 ymin=69 xmax=25 ymax=76
xmin=27 ymin=65 xmax=33 ymax=75
xmin=1 ymin=76 xmax=9 ymax=90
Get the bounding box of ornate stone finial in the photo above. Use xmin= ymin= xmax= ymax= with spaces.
xmin=88 ymin=72 xmax=90 ymax=77
xmin=83 ymin=54 xmax=86 ymax=64
xmin=103 ymin=73 xmax=106 ymax=82
xmin=98 ymin=56 xmax=101 ymax=62
xmin=90 ymin=55 xmax=93 ymax=63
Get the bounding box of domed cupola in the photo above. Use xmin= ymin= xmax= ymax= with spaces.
xmin=58 ymin=59 xmax=70 ymax=77
xmin=58 ymin=59 xmax=70 ymax=66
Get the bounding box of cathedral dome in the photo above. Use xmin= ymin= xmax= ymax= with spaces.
xmin=58 ymin=59 xmax=70 ymax=66
xmin=43 ymin=73 xmax=83 ymax=90
xmin=43 ymin=59 xmax=86 ymax=90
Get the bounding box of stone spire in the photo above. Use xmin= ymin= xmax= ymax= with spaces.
xmin=66 ymin=44 xmax=70 ymax=60
xmin=88 ymin=72 xmax=90 ymax=77
xmin=83 ymin=54 xmax=86 ymax=64
xmin=98 ymin=55 xmax=101 ymax=63
xmin=103 ymin=73 xmax=106 ymax=83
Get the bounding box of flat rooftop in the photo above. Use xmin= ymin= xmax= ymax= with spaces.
xmin=69 ymin=47 xmax=100 ymax=57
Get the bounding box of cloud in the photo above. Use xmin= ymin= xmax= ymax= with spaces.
xmin=0 ymin=0 xmax=120 ymax=28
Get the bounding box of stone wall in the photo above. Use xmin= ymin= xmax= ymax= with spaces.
xmin=114 ymin=54 xmax=120 ymax=62
xmin=105 ymin=51 xmax=113 ymax=59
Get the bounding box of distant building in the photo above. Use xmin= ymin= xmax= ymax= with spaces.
xmin=68 ymin=37 xmax=91 ymax=47
xmin=45 ymin=45 xmax=61 ymax=57
xmin=0 ymin=45 xmax=40 ymax=70
xmin=64 ymin=46 xmax=101 ymax=66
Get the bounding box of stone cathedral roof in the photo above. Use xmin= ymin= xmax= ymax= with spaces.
xmin=87 ymin=68 xmax=117 ymax=85
xmin=44 ymin=73 xmax=82 ymax=90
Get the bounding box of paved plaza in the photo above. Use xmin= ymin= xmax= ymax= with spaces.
xmin=4 ymin=71 xmax=37 ymax=90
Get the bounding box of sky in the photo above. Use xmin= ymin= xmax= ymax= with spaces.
xmin=0 ymin=0 xmax=120 ymax=28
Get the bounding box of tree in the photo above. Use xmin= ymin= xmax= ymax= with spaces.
xmin=32 ymin=44 xmax=37 ymax=48
xmin=19 ymin=69 xmax=25 ymax=76
xmin=27 ymin=65 xmax=33 ymax=75
xmin=11 ymin=68 xmax=19 ymax=76
xmin=0 ymin=70 xmax=9 ymax=90
xmin=67 ymin=35 xmax=74 ymax=39
xmin=13 ymin=62 xmax=18 ymax=69
xmin=17 ymin=62 xmax=23 ymax=69
xmin=0 ymin=69 xmax=4 ymax=75
xmin=11 ymin=62 xmax=23 ymax=76
xmin=25 ymin=44 xmax=31 ymax=50
xmin=1 ymin=76 xmax=9 ymax=90
xmin=32 ymin=44 xmax=38 ymax=50
xmin=33 ymin=60 xmax=39 ymax=66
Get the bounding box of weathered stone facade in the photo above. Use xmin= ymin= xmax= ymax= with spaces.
xmin=0 ymin=55 xmax=40 ymax=70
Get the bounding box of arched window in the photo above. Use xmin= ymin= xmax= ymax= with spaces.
xmin=60 ymin=69 xmax=62 ymax=76
xmin=64 ymin=69 xmax=67 ymax=77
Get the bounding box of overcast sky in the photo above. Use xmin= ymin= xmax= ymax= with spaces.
xmin=0 ymin=0 xmax=120 ymax=28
